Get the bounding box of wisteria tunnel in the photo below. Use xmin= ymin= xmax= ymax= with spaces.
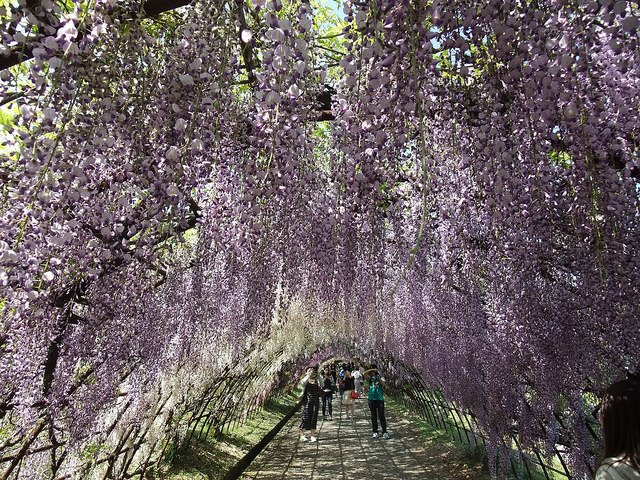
xmin=0 ymin=0 xmax=639 ymax=478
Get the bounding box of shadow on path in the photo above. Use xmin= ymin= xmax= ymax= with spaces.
xmin=242 ymin=396 xmax=489 ymax=479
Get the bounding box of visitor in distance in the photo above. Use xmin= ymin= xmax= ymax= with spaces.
xmin=343 ymin=370 xmax=356 ymax=421
xmin=299 ymin=367 xmax=324 ymax=443
xmin=320 ymin=366 xmax=335 ymax=421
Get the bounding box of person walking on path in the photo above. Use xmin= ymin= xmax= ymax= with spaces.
xmin=320 ymin=367 xmax=335 ymax=421
xmin=342 ymin=370 xmax=356 ymax=420
xmin=364 ymin=364 xmax=389 ymax=439
xmin=299 ymin=367 xmax=324 ymax=442
xmin=596 ymin=377 xmax=640 ymax=480
xmin=337 ymin=365 xmax=346 ymax=404
xmin=352 ymin=365 xmax=364 ymax=396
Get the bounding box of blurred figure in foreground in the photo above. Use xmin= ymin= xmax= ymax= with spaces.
xmin=596 ymin=377 xmax=640 ymax=479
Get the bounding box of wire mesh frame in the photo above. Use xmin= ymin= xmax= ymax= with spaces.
xmin=396 ymin=378 xmax=574 ymax=480
xmin=0 ymin=355 xmax=287 ymax=480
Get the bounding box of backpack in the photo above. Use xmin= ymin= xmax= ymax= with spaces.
xmin=368 ymin=375 xmax=384 ymax=400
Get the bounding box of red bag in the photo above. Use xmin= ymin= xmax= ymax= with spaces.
xmin=350 ymin=390 xmax=359 ymax=399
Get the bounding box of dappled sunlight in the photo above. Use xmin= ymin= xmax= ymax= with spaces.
xmin=0 ymin=0 xmax=638 ymax=478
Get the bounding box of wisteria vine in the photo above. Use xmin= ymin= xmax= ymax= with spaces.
xmin=0 ymin=0 xmax=638 ymax=478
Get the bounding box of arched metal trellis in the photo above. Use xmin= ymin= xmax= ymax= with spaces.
xmin=393 ymin=362 xmax=601 ymax=480
xmin=0 ymin=347 xmax=297 ymax=480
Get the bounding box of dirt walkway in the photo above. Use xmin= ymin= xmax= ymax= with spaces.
xmin=242 ymin=395 xmax=489 ymax=480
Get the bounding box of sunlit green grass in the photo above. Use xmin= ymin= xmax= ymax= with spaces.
xmin=148 ymin=394 xmax=298 ymax=479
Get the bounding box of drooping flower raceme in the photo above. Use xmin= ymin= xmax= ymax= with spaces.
xmin=0 ymin=0 xmax=638 ymax=478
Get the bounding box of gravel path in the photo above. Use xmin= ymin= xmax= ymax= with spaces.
xmin=242 ymin=396 xmax=488 ymax=480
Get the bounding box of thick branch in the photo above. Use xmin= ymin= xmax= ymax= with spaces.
xmin=142 ymin=0 xmax=190 ymax=17
xmin=39 ymin=195 xmax=202 ymax=402
xmin=236 ymin=0 xmax=256 ymax=84
xmin=0 ymin=0 xmax=190 ymax=72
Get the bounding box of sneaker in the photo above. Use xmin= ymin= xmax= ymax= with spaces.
xmin=372 ymin=432 xmax=379 ymax=438
xmin=310 ymin=436 xmax=317 ymax=443
xmin=300 ymin=435 xmax=309 ymax=442
xmin=383 ymin=432 xmax=390 ymax=439
xmin=329 ymin=415 xmax=333 ymax=421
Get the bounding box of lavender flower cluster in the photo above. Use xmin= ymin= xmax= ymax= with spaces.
xmin=0 ymin=0 xmax=638 ymax=478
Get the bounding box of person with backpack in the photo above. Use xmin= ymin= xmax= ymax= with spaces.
xmin=364 ymin=364 xmax=389 ymax=439
xmin=320 ymin=367 xmax=335 ymax=420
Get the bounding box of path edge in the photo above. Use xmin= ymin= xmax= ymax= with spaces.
xmin=222 ymin=398 xmax=303 ymax=480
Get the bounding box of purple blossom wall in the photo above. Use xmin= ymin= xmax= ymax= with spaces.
xmin=0 ymin=0 xmax=638 ymax=478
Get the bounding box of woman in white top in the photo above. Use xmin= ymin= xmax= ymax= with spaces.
xmin=352 ymin=366 xmax=364 ymax=395
xmin=596 ymin=377 xmax=640 ymax=480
